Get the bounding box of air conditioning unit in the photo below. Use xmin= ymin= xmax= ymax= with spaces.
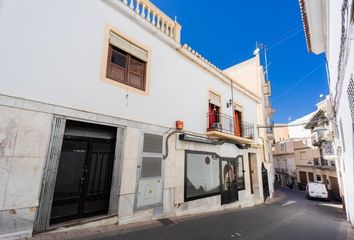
xmin=212 ymin=122 xmax=222 ymax=131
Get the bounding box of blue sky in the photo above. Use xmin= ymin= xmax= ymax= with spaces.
xmin=150 ymin=0 xmax=328 ymax=123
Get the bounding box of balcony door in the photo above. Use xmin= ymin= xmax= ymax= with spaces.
xmin=208 ymin=103 xmax=220 ymax=129
xmin=234 ymin=110 xmax=242 ymax=137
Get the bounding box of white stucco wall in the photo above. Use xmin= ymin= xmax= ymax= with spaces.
xmin=0 ymin=0 xmax=273 ymax=236
xmin=0 ymin=0 xmax=258 ymax=136
xmin=326 ymin=0 xmax=354 ymax=225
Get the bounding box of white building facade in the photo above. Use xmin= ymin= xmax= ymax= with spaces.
xmin=0 ymin=0 xmax=274 ymax=238
xmin=299 ymin=0 xmax=354 ymax=226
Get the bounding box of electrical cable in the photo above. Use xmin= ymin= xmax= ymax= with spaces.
xmin=234 ymin=25 xmax=303 ymax=63
xmin=267 ymin=29 xmax=303 ymax=50
xmin=258 ymin=115 xmax=333 ymax=128
xmin=272 ymin=63 xmax=325 ymax=103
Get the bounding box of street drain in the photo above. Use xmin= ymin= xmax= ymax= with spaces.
xmin=158 ymin=218 xmax=176 ymax=226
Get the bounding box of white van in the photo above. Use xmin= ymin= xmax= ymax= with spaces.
xmin=305 ymin=182 xmax=329 ymax=200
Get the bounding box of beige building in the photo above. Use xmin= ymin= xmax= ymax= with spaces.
xmin=273 ymin=124 xmax=289 ymax=143
xmin=273 ymin=100 xmax=339 ymax=197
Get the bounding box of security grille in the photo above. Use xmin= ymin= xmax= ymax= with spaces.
xmin=347 ymin=76 xmax=354 ymax=122
xmin=322 ymin=142 xmax=334 ymax=156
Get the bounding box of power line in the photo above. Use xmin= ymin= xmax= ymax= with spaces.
xmin=267 ymin=28 xmax=302 ymax=50
xmin=272 ymin=63 xmax=325 ymax=103
xmin=234 ymin=25 xmax=303 ymax=63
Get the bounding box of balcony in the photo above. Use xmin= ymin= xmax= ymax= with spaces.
xmin=206 ymin=112 xmax=255 ymax=144
xmin=311 ymin=128 xmax=332 ymax=146
xmin=314 ymin=157 xmax=336 ymax=170
xmin=275 ymin=168 xmax=288 ymax=175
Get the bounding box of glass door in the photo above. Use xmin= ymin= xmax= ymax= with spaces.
xmin=220 ymin=158 xmax=239 ymax=205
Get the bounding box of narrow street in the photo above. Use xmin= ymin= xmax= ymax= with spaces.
xmin=63 ymin=187 xmax=353 ymax=240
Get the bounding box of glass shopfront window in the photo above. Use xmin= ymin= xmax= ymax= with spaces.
xmin=185 ymin=151 xmax=220 ymax=201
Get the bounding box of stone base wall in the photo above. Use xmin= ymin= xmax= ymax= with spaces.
xmin=0 ymin=95 xmax=268 ymax=238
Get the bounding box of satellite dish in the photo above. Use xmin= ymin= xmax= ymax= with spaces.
xmin=253 ymin=47 xmax=260 ymax=55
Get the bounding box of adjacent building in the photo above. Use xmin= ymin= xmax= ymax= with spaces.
xmin=273 ymin=98 xmax=339 ymax=199
xmin=299 ymin=0 xmax=354 ymax=226
xmin=0 ymin=0 xmax=274 ymax=238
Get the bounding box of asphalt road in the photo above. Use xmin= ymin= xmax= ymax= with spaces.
xmin=77 ymin=187 xmax=351 ymax=240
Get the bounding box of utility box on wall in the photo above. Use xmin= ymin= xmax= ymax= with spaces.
xmin=136 ymin=133 xmax=164 ymax=209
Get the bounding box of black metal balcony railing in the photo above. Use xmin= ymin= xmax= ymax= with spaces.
xmin=274 ymin=168 xmax=288 ymax=174
xmin=321 ymin=158 xmax=328 ymax=166
xmin=266 ymin=127 xmax=273 ymax=134
xmin=206 ymin=112 xmax=255 ymax=139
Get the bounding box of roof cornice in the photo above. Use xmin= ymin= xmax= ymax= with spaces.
xmin=299 ymin=0 xmax=313 ymax=53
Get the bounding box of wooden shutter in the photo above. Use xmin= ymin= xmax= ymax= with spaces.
xmin=128 ymin=57 xmax=145 ymax=90
xmin=107 ymin=45 xmax=128 ymax=83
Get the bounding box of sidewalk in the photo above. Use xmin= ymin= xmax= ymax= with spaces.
xmin=31 ymin=196 xmax=283 ymax=240
xmin=30 ymin=219 xmax=162 ymax=240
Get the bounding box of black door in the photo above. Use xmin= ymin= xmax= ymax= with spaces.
xmin=262 ymin=163 xmax=270 ymax=201
xmin=50 ymin=134 xmax=116 ymax=225
xmin=220 ymin=158 xmax=239 ymax=205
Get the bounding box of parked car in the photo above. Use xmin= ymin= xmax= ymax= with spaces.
xmin=305 ymin=182 xmax=329 ymax=200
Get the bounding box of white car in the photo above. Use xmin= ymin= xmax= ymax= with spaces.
xmin=305 ymin=182 xmax=329 ymax=200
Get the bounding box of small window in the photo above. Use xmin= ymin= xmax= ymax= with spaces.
xmin=316 ymin=175 xmax=321 ymax=182
xmin=106 ymin=31 xmax=147 ymax=91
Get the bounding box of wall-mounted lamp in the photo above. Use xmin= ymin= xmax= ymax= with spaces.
xmin=226 ymin=99 xmax=232 ymax=108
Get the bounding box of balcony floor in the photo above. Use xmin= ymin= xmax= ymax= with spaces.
xmin=206 ymin=130 xmax=255 ymax=145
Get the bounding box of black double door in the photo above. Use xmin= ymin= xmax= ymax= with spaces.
xmin=262 ymin=163 xmax=270 ymax=201
xmin=50 ymin=135 xmax=116 ymax=225
xmin=220 ymin=158 xmax=239 ymax=205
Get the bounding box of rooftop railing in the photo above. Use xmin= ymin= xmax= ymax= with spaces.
xmin=118 ymin=0 xmax=181 ymax=43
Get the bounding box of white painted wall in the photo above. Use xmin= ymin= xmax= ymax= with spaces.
xmin=0 ymin=0 xmax=259 ymax=137
xmin=0 ymin=0 xmax=273 ymax=236
xmin=288 ymin=112 xmax=313 ymax=140
xmin=326 ymin=0 xmax=354 ymax=226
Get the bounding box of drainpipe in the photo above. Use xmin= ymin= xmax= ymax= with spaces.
xmin=257 ymin=127 xmax=267 ymax=162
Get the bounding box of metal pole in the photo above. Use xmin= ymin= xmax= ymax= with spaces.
xmin=264 ymin=45 xmax=269 ymax=81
